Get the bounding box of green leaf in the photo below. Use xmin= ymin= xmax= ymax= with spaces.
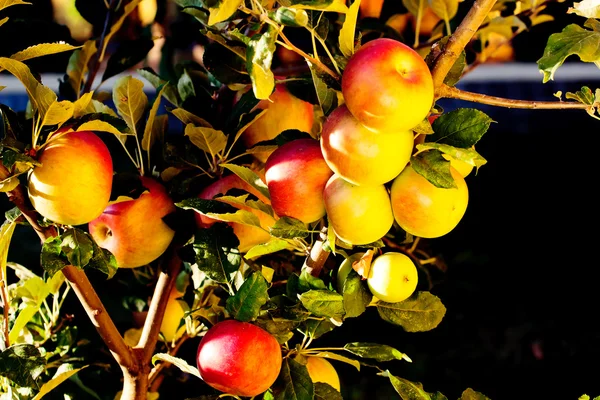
xmin=376 ymin=291 xmax=446 ymax=332
xmin=339 ymin=0 xmax=361 ymax=58
xmin=274 ymin=357 xmax=314 ymax=400
xmin=170 ymin=107 xmax=213 ymax=128
xmin=460 ymin=388 xmax=492 ymax=400
xmin=152 ymin=353 xmax=202 ymax=379
xmin=298 ymin=318 xmax=337 ymax=339
xmin=59 ymin=228 xmax=94 ymax=268
xmin=192 ymin=223 xmax=241 ymax=283
xmin=112 ymin=75 xmax=149 ymax=133
xmin=565 ymin=86 xmax=597 ymax=104
xmin=0 ymin=344 xmax=45 ymax=388
xmin=184 ymin=124 xmax=228 ymax=158
xmin=65 ymin=41 xmax=96 ymax=97
xmin=221 ymin=163 xmax=271 ymax=200
xmin=428 ymin=108 xmax=493 ymax=148
xmin=314 ymin=382 xmax=343 ymax=399
xmin=255 ymin=317 xmax=298 ymax=344
xmin=270 ymin=7 xmax=309 ymax=27
xmin=87 ymin=240 xmax=118 ymax=279
xmin=270 ymin=216 xmax=310 ymax=239
xmin=32 ymin=365 xmax=87 ymax=400
xmin=568 ymin=0 xmax=600 ymax=19
xmin=247 ymin=27 xmax=277 ymax=100
xmin=428 ymin=0 xmax=458 ymax=23
xmin=226 ymin=271 xmax=269 ymax=322
xmin=537 ymin=22 xmax=600 ymax=83
xmin=299 ymin=270 xmax=328 ymax=291
xmin=402 ymin=0 xmax=426 ymax=21
xmin=203 ymin=42 xmax=250 ymax=85
xmin=208 ymin=0 xmax=243 ymax=25
xmin=142 ymin=84 xmax=169 ymax=152
xmin=138 ymin=67 xmax=181 ymax=107
xmin=343 ymin=342 xmax=411 ymax=362
xmin=380 ymin=370 xmax=431 ymax=400
xmin=177 ymin=69 xmax=196 ymax=103
xmin=342 ymin=270 xmax=372 ymax=319
xmin=411 ymin=150 xmax=456 ymax=189
xmin=41 ymin=236 xmax=67 ymax=277
xmin=300 ymin=290 xmax=345 ymax=318
xmin=416 ymin=143 xmax=487 ymax=172
xmin=309 ymin=63 xmax=338 ymax=116
xmin=245 ymin=238 xmax=292 ymax=259
xmin=177 ymin=198 xmax=238 ymax=215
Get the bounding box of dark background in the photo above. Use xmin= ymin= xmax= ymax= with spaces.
xmin=2 ymin=0 xmax=600 ymax=399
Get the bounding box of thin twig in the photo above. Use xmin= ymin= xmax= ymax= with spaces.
xmin=438 ymin=84 xmax=592 ymax=110
xmin=430 ymin=0 xmax=498 ymax=93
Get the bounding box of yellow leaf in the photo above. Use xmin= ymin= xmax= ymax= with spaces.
xmin=261 ymin=266 xmax=275 ymax=283
xmin=1 ymin=219 xmax=17 ymax=294
xmin=184 ymin=124 xmax=227 ymax=157
xmin=73 ymin=91 xmax=94 ymax=117
xmin=142 ymin=85 xmax=168 ymax=151
xmin=0 ymin=176 xmax=20 ymax=192
xmin=67 ymin=40 xmax=96 ymax=97
xmin=77 ymin=120 xmax=129 ymax=137
xmin=0 ymin=0 xmax=30 ymax=13
xmin=10 ymin=42 xmax=80 ymax=62
xmin=99 ymin=0 xmax=143 ymax=62
xmin=32 ymin=366 xmax=88 ymax=400
xmin=288 ymin=0 xmax=348 ymax=13
xmin=170 ymin=107 xmax=213 ymax=128
xmin=161 ymin=166 xmax=183 ymax=182
xmin=208 ymin=0 xmax=243 ymax=25
xmin=339 ymin=0 xmax=361 ymax=58
xmin=113 ymin=75 xmax=148 ymax=133
xmin=41 ymin=100 xmax=74 ymax=127
xmin=0 ymin=16 xmax=8 ymax=27
xmin=0 ymin=57 xmax=56 ymax=120
xmin=91 ymin=99 xmax=118 ymax=117
xmin=233 ymin=108 xmax=267 ymax=145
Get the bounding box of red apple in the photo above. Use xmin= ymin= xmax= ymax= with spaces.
xmin=88 ymin=176 xmax=176 ymax=268
xmin=241 ymin=82 xmax=315 ymax=163
xmin=28 ymin=131 xmax=113 ymax=226
xmin=320 ymin=104 xmax=414 ymax=186
xmin=265 ymin=138 xmax=334 ymax=224
xmin=341 ymin=38 xmax=434 ymax=132
xmin=196 ymin=319 xmax=282 ymax=397
xmin=195 ymin=174 xmax=276 ymax=253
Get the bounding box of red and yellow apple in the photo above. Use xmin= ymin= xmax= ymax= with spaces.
xmin=265 ymin=138 xmax=333 ymax=224
xmin=367 ymin=252 xmax=418 ymax=303
xmin=28 ymin=131 xmax=113 ymax=226
xmin=341 ymin=38 xmax=434 ymax=133
xmin=195 ymin=174 xmax=276 ymax=253
xmin=305 ymin=356 xmax=341 ymax=391
xmin=320 ymin=105 xmax=413 ymax=186
xmin=88 ymin=176 xmax=176 ymax=268
xmin=196 ymin=319 xmax=282 ymax=397
xmin=390 ymin=164 xmax=469 ymax=238
xmin=241 ymin=83 xmax=315 ymax=163
xmin=359 ymin=0 xmax=384 ymax=18
xmin=160 ymin=286 xmax=187 ymax=343
xmin=323 ymin=174 xmax=393 ymax=245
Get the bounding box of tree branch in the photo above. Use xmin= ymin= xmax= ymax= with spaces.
xmin=303 ymin=226 xmax=330 ymax=277
xmin=430 ymin=0 xmax=498 ymax=93
xmin=438 ymin=84 xmax=592 ymax=110
xmin=137 ymin=245 xmax=182 ymax=364
xmin=2 ymin=167 xmax=135 ymax=370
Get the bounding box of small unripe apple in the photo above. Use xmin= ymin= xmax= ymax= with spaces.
xmin=367 ymin=252 xmax=418 ymax=303
xmin=89 ymin=176 xmax=176 ymax=268
xmin=195 ymin=174 xmax=276 ymax=253
xmin=320 ymin=105 xmax=414 ymax=186
xmin=241 ymin=83 xmax=315 ymax=163
xmin=341 ymin=38 xmax=434 ymax=133
xmin=28 ymin=131 xmax=113 ymax=226
xmin=265 ymin=138 xmax=334 ymax=224
xmin=305 ymin=356 xmax=341 ymax=391
xmin=196 ymin=320 xmax=282 ymax=397
xmin=390 ymin=164 xmax=469 ymax=238
xmin=323 ymin=174 xmax=394 ymax=245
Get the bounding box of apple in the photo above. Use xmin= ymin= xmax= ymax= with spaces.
xmin=160 ymin=286 xmax=187 ymax=343
xmin=265 ymin=138 xmax=333 ymax=224
xmin=323 ymin=174 xmax=394 ymax=245
xmin=88 ymin=176 xmax=176 ymax=269
xmin=196 ymin=319 xmax=282 ymax=397
xmin=336 ymin=252 xmax=365 ymax=294
xmin=390 ymin=164 xmax=469 ymax=238
xmin=305 ymin=356 xmax=341 ymax=391
xmin=359 ymin=0 xmax=384 ymax=18
xmin=367 ymin=252 xmax=418 ymax=303
xmin=241 ymin=83 xmax=315 ymax=163
xmin=320 ymin=105 xmax=414 ymax=186
xmin=195 ymin=173 xmax=276 ymax=253
xmin=341 ymin=38 xmax=434 ymax=133
xmin=138 ymin=0 xmax=157 ymax=27
xmin=410 ymin=7 xmax=442 ymax=36
xmin=28 ymin=131 xmax=113 ymax=226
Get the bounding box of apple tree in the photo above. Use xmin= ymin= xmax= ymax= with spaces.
xmin=0 ymin=0 xmax=599 ymax=399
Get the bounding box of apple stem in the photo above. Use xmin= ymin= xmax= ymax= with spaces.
xmin=430 ymin=0 xmax=498 ymax=93
xmin=303 ymin=226 xmax=330 ymax=277
xmin=438 ymin=84 xmax=594 ymax=110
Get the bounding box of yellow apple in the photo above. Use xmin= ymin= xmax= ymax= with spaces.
xmin=341 ymin=38 xmax=434 ymax=133
xmin=88 ymin=176 xmax=176 ymax=268
xmin=390 ymin=164 xmax=469 ymax=238
xmin=320 ymin=105 xmax=413 ymax=186
xmin=160 ymin=286 xmax=187 ymax=343
xmin=323 ymin=174 xmax=394 ymax=245
xmin=305 ymin=356 xmax=341 ymax=391
xmin=367 ymin=252 xmax=418 ymax=303
xmin=28 ymin=131 xmax=113 ymax=226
